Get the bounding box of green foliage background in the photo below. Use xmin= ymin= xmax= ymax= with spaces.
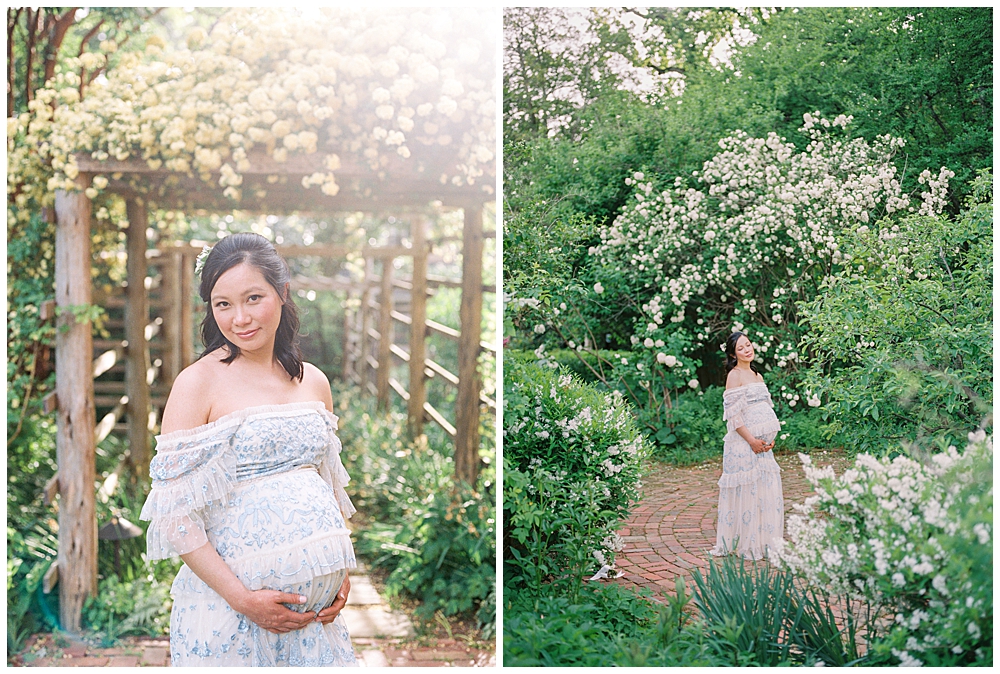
xmin=503 ymin=7 xmax=992 ymax=666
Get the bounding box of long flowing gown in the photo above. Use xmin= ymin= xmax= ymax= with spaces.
xmin=710 ymin=382 xmax=784 ymax=560
xmin=139 ymin=401 xmax=358 ymax=666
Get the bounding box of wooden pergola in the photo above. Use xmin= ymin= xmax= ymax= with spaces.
xmin=50 ymin=150 xmax=495 ymax=632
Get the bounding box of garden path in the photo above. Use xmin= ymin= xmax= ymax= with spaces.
xmin=611 ymin=449 xmax=851 ymax=599
xmin=11 ymin=562 xmax=495 ymax=667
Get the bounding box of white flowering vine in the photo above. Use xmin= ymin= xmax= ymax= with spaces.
xmin=8 ymin=7 xmax=495 ymax=225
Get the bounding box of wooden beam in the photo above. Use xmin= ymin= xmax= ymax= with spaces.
xmin=408 ymin=216 xmax=428 ymax=438
xmin=180 ymin=250 xmax=195 ymax=368
xmin=341 ymin=296 xmax=354 ymax=383
xmin=376 ymin=260 xmax=393 ymax=410
xmin=160 ymin=250 xmax=182 ymax=385
xmin=388 ymin=377 xmax=410 ymax=401
xmin=42 ymin=473 xmax=59 ymax=506
xmin=42 ymin=562 xmax=59 ymax=595
xmin=425 ymin=358 xmax=460 ymax=387
xmin=454 ymin=205 xmax=484 ymax=485
xmin=426 ymin=318 xmax=461 ymax=341
xmin=94 ymin=396 xmax=128 ymax=445
xmin=389 ymin=343 xmax=410 ymax=362
xmin=125 ymin=198 xmax=151 ymax=480
xmin=359 ymin=257 xmax=375 ymax=392
xmin=424 ymin=401 xmax=457 ymax=438
xmin=54 ymin=181 xmax=98 ymax=633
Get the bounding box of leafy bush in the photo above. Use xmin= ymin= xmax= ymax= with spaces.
xmin=799 ymin=173 xmax=993 ymax=456
xmin=504 ymin=579 xmax=726 ymax=667
xmin=503 ymin=356 xmax=648 ymax=599
xmin=81 ymin=571 xmax=171 ymax=644
xmin=777 ymin=431 xmax=993 ymax=666
xmin=333 ymin=385 xmax=495 ymax=635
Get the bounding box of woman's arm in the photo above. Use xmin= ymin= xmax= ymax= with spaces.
xmin=735 ymin=425 xmax=774 ymax=454
xmin=180 ymin=542 xmax=316 ymax=633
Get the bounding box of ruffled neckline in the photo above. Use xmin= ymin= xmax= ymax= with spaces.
xmin=723 ymin=381 xmax=768 ymax=396
xmin=156 ymin=400 xmax=338 ymax=446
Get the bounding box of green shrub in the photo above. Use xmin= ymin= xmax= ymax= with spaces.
xmin=81 ymin=570 xmax=171 ymax=644
xmin=777 ymin=431 xmax=993 ymax=666
xmin=503 ymin=357 xmax=648 ymax=599
xmin=798 ymin=173 xmax=992 ymax=457
xmin=504 ymin=579 xmax=726 ymax=667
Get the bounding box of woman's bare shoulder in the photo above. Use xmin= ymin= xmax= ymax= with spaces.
xmin=159 ymin=357 xmax=220 ymax=434
xmin=725 ymin=369 xmax=744 ymax=390
xmin=302 ymin=362 xmax=334 ymax=412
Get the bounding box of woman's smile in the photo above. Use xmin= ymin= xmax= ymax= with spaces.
xmin=210 ymin=262 xmax=284 ymax=354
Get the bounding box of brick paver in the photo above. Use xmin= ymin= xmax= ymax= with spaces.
xmin=612 ymin=449 xmax=851 ymax=600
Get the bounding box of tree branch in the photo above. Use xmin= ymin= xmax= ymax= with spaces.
xmin=7 ymin=7 xmax=22 ymax=118
xmin=42 ymin=8 xmax=78 ymax=85
xmin=24 ymin=8 xmax=35 ymax=107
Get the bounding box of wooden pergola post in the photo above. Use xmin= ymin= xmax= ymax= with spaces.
xmin=407 ymin=216 xmax=428 ymax=438
xmin=180 ymin=250 xmax=196 ymax=367
xmin=454 ymin=203 xmax=484 ymax=485
xmin=125 ymin=198 xmax=151 ymax=479
xmin=341 ymin=294 xmax=354 ymax=383
xmin=161 ymin=250 xmax=182 ymax=385
xmin=376 ymin=259 xmax=393 ymax=410
xmin=54 ymin=182 xmax=98 ymax=633
xmin=360 ymin=257 xmax=375 ymax=391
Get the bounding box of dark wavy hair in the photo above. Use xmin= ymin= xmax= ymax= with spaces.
xmin=725 ymin=331 xmax=762 ymax=377
xmin=197 ymin=232 xmax=303 ymax=382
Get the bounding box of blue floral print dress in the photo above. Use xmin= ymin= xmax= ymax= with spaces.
xmin=710 ymin=382 xmax=784 ymax=560
xmin=140 ymin=401 xmax=358 ymax=666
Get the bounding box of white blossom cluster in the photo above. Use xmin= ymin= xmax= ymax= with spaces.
xmin=591 ymin=113 xmax=952 ymax=360
xmin=8 ymin=7 xmax=495 ymax=221
xmin=775 ymin=431 xmax=993 ymax=665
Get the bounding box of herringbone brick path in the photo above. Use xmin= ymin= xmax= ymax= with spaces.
xmin=612 ymin=449 xmax=851 ymax=599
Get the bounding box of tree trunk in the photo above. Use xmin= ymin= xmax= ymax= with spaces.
xmin=54 ymin=181 xmax=97 ymax=634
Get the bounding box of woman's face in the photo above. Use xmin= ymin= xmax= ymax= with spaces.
xmin=210 ymin=262 xmax=285 ymax=356
xmin=734 ymin=335 xmax=755 ymax=364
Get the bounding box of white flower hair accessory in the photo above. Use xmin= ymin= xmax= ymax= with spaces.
xmin=194 ymin=245 xmax=213 ymax=276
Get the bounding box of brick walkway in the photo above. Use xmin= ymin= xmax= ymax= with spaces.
xmin=612 ymin=449 xmax=851 ymax=599
xmin=12 ymin=633 xmax=495 ymax=667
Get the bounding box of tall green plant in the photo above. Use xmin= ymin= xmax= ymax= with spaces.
xmin=799 ymin=173 xmax=992 ymax=456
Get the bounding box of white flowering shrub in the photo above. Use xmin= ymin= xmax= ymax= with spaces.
xmin=503 ymin=356 xmax=648 ymax=596
xmin=798 ymin=173 xmax=992 ymax=456
xmin=776 ymin=431 xmax=993 ymax=666
xmin=8 ymin=7 xmax=495 ymax=226
xmin=590 ymin=113 xmax=952 ymax=381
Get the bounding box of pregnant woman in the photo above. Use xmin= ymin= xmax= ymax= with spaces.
xmin=140 ymin=232 xmax=358 ymax=666
xmin=710 ymin=331 xmax=784 ymax=561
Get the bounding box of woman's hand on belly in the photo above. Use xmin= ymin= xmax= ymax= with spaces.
xmin=233 ymin=588 xmax=318 ymax=634
xmin=314 ymin=574 xmax=351 ymax=625
xmin=180 ymin=542 xmax=316 ymax=634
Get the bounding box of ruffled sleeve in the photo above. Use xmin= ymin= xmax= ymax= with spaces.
xmin=723 ymin=387 xmax=748 ymax=432
xmin=139 ymin=426 xmax=238 ymax=559
xmin=318 ymin=411 xmax=356 ymax=520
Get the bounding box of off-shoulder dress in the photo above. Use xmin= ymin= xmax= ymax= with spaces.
xmin=139 ymin=401 xmax=358 ymax=666
xmin=710 ymin=382 xmax=784 ymax=560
